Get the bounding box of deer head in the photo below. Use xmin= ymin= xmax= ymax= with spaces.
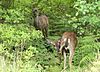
xmin=32 ymin=8 xmax=39 ymax=16
xmin=46 ymin=38 xmax=61 ymax=52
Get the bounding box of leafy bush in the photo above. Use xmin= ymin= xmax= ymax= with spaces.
xmin=0 ymin=24 xmax=46 ymax=71
xmin=0 ymin=8 xmax=25 ymax=24
xmin=72 ymin=0 xmax=100 ymax=36
xmin=74 ymin=36 xmax=100 ymax=67
xmin=0 ymin=24 xmax=60 ymax=72
xmin=0 ymin=23 xmax=42 ymax=57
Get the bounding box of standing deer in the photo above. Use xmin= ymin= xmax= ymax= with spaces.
xmin=32 ymin=8 xmax=49 ymax=39
xmin=47 ymin=32 xmax=77 ymax=72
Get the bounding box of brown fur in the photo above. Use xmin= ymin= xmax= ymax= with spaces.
xmin=60 ymin=32 xmax=77 ymax=53
xmin=33 ymin=8 xmax=49 ymax=38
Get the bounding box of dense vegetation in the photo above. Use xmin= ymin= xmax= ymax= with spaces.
xmin=0 ymin=0 xmax=100 ymax=72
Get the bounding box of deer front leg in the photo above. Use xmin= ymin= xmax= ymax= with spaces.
xmin=44 ymin=27 xmax=48 ymax=38
xmin=42 ymin=29 xmax=47 ymax=39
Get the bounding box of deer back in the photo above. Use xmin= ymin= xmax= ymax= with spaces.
xmin=60 ymin=32 xmax=77 ymax=50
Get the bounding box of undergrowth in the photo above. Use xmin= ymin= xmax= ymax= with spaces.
xmin=0 ymin=24 xmax=100 ymax=72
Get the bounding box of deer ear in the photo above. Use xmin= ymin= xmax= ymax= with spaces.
xmin=46 ymin=39 xmax=55 ymax=46
xmin=50 ymin=41 xmax=55 ymax=46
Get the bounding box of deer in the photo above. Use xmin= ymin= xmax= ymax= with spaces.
xmin=47 ymin=32 xmax=77 ymax=72
xmin=32 ymin=8 xmax=49 ymax=39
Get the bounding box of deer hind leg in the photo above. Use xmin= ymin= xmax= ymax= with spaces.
xmin=63 ymin=50 xmax=66 ymax=72
xmin=61 ymin=50 xmax=66 ymax=72
xmin=69 ymin=48 xmax=75 ymax=72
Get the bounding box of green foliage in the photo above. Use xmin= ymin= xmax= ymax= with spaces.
xmin=47 ymin=66 xmax=61 ymax=72
xmin=0 ymin=24 xmax=42 ymax=57
xmin=0 ymin=24 xmax=47 ymax=72
xmin=0 ymin=0 xmax=100 ymax=72
xmin=0 ymin=24 xmax=60 ymax=72
xmin=0 ymin=0 xmax=14 ymax=9
xmin=74 ymin=36 xmax=100 ymax=67
xmin=0 ymin=56 xmax=46 ymax=72
xmin=0 ymin=0 xmax=33 ymax=24
xmin=73 ymin=0 xmax=100 ymax=35
xmin=1 ymin=9 xmax=25 ymax=24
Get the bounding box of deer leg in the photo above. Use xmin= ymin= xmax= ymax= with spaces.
xmin=63 ymin=50 xmax=66 ymax=72
xmin=69 ymin=48 xmax=75 ymax=72
xmin=59 ymin=44 xmax=65 ymax=55
xmin=42 ymin=29 xmax=46 ymax=39
xmin=45 ymin=28 xmax=48 ymax=38
xmin=60 ymin=38 xmax=68 ymax=54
